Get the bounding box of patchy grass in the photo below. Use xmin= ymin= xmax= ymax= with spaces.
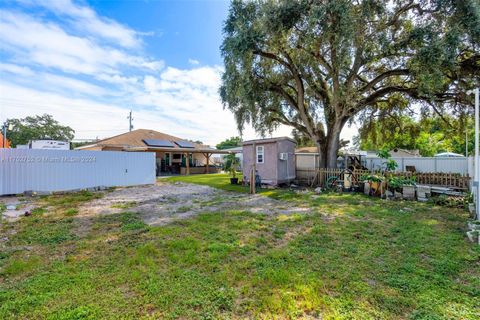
xmin=111 ymin=201 xmax=137 ymax=209
xmin=39 ymin=190 xmax=104 ymax=213
xmin=64 ymin=208 xmax=79 ymax=216
xmin=176 ymin=205 xmax=193 ymax=213
xmin=165 ymin=173 xmax=300 ymax=200
xmin=0 ymin=184 xmax=478 ymax=319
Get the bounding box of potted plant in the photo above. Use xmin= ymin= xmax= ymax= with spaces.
xmin=387 ymin=176 xmax=403 ymax=199
xmin=360 ymin=174 xmax=385 ymax=196
xmin=225 ymin=154 xmax=240 ymax=184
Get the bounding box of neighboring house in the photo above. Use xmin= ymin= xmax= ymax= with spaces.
xmin=366 ymin=148 xmax=421 ymax=158
xmin=434 ymin=152 xmax=465 ymax=157
xmin=76 ymin=129 xmax=229 ymax=175
xmin=26 ymin=140 xmax=70 ymax=150
xmin=242 ymin=137 xmax=296 ymax=186
xmin=295 ymin=147 xmax=368 ymax=169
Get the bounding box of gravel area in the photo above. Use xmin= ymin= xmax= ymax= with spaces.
xmin=78 ymin=181 xmax=309 ymax=226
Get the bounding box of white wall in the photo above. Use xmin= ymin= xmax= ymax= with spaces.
xmin=0 ymin=149 xmax=155 ymax=195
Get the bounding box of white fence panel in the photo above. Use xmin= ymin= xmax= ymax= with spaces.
xmin=0 ymin=149 xmax=155 ymax=195
xmin=296 ymin=153 xmax=473 ymax=175
xmin=365 ymin=157 xmax=471 ymax=174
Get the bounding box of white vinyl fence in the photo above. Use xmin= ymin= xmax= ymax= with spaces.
xmin=365 ymin=157 xmax=474 ymax=176
xmin=0 ymin=149 xmax=156 ymax=195
xmin=296 ymin=153 xmax=474 ymax=175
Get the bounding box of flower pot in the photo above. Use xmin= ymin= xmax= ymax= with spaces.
xmin=402 ymin=185 xmax=415 ymax=200
xmin=370 ymin=181 xmax=379 ymax=196
xmin=230 ymin=177 xmax=239 ymax=185
xmin=364 ymin=182 xmax=370 ymax=195
xmin=358 ymin=183 xmax=364 ymax=193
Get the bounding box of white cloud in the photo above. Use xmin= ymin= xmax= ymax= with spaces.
xmin=188 ymin=58 xmax=200 ymax=65
xmin=18 ymin=0 xmax=143 ymax=48
xmin=0 ymin=63 xmax=34 ymax=76
xmin=0 ymin=10 xmax=163 ymax=76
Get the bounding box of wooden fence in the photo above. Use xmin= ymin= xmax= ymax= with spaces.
xmin=295 ymin=168 xmax=471 ymax=190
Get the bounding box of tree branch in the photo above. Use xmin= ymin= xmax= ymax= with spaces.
xmin=359 ymin=69 xmax=410 ymax=93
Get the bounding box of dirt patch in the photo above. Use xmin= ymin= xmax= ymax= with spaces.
xmin=77 ymin=181 xmax=309 ymax=226
xmin=0 ymin=197 xmax=36 ymax=222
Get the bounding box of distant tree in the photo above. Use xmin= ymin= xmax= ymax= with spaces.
xmin=70 ymin=140 xmax=98 ymax=149
xmin=6 ymin=114 xmax=75 ymax=147
xmin=188 ymin=139 xmax=204 ymax=145
xmin=292 ymin=129 xmax=315 ymax=147
xmin=357 ymin=113 xmax=475 ymax=156
xmin=216 ymin=136 xmax=242 ymax=150
xmin=220 ymin=0 xmax=479 ymax=168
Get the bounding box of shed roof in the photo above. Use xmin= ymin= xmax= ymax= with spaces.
xmin=242 ymin=136 xmax=296 ymax=146
xmin=295 ymin=146 xmax=317 ymax=153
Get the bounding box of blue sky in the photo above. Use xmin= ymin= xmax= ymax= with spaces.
xmin=89 ymin=0 xmax=230 ymax=68
xmin=0 ymin=0 xmax=355 ymax=145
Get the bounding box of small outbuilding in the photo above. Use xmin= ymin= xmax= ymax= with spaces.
xmin=242 ymin=137 xmax=296 ymax=186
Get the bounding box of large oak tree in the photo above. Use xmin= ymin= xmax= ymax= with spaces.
xmin=220 ymin=0 xmax=479 ymax=168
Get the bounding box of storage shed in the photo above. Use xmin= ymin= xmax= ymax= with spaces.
xmin=242 ymin=137 xmax=296 ymax=186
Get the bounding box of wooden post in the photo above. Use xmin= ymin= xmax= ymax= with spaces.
xmin=186 ymin=152 xmax=190 ymax=175
xmin=205 ymin=153 xmax=210 ymax=174
xmin=250 ymin=143 xmax=257 ymax=194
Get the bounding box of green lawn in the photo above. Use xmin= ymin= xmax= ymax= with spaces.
xmin=0 ymin=176 xmax=479 ymax=319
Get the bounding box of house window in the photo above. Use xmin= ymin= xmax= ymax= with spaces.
xmin=256 ymin=146 xmax=264 ymax=163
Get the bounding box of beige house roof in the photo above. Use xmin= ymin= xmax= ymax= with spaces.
xmin=295 ymin=146 xmax=317 ymax=153
xmin=76 ymin=129 xmax=223 ymax=153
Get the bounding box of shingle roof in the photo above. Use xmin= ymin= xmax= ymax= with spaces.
xmin=295 ymin=146 xmax=317 ymax=153
xmin=242 ymin=137 xmax=296 ymax=145
xmin=76 ymin=129 xmax=211 ymax=151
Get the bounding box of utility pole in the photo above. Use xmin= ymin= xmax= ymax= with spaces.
xmin=467 ymin=88 xmax=480 ymax=221
xmin=127 ymin=110 xmax=134 ymax=132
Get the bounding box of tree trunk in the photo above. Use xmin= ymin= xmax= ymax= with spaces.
xmin=326 ymin=131 xmax=341 ymax=168
xmin=316 ymin=142 xmax=326 ymax=168
xmin=312 ymin=118 xmax=347 ymax=169
xmin=325 ymin=118 xmax=347 ymax=168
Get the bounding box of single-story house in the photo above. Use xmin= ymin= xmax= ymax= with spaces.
xmin=242 ymin=137 xmax=296 ymax=186
xmin=76 ymin=129 xmax=230 ymax=175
